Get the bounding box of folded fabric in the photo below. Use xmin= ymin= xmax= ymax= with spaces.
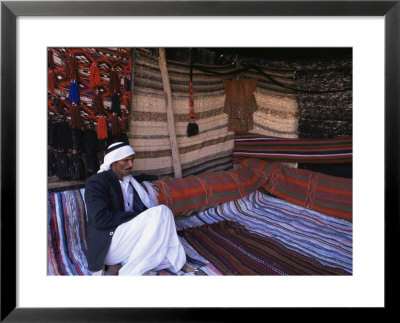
xmin=233 ymin=132 xmax=352 ymax=164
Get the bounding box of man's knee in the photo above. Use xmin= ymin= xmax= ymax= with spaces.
xmin=147 ymin=205 xmax=174 ymax=222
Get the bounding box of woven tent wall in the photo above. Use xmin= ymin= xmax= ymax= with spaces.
xmin=129 ymin=48 xmax=299 ymax=177
xmin=294 ymin=56 xmax=352 ymax=138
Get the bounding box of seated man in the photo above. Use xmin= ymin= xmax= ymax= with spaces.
xmin=84 ymin=142 xmax=186 ymax=275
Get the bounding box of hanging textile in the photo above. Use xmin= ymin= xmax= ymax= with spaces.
xmin=223 ymin=78 xmax=258 ymax=132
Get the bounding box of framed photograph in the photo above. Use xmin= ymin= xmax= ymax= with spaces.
xmin=1 ymin=1 xmax=398 ymax=321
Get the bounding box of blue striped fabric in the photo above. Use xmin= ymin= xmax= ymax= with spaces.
xmin=48 ymin=190 xmax=92 ymax=276
xmin=175 ymin=190 xmax=352 ymax=274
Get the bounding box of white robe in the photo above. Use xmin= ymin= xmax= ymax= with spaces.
xmin=104 ymin=204 xmax=186 ymax=275
xmin=104 ymin=175 xmax=186 ymax=275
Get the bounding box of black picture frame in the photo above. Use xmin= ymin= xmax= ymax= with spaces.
xmin=1 ymin=1 xmax=399 ymax=321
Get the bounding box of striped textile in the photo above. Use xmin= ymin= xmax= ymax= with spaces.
xmin=176 ymin=190 xmax=352 ymax=274
xmin=233 ymin=132 xmax=352 ymax=164
xmin=130 ymin=48 xmax=234 ymax=177
xmin=150 ymin=158 xmax=274 ymax=216
xmin=183 ymin=220 xmax=350 ymax=275
xmin=47 ymin=188 xmax=219 ymax=276
xmin=261 ymin=162 xmax=352 ymax=221
xmin=48 ymin=189 xmax=92 ymax=275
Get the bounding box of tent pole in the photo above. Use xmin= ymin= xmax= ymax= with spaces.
xmin=158 ymin=48 xmax=182 ymax=179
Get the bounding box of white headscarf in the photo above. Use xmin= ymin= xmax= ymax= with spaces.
xmin=98 ymin=142 xmax=135 ymax=173
xmin=98 ymin=142 xmax=154 ymax=208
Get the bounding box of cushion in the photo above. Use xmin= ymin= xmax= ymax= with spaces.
xmin=151 ymin=158 xmax=275 ymax=216
xmin=262 ymin=162 xmax=352 ymax=221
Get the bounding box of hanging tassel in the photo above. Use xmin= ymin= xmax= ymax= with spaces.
xmin=55 ymin=118 xmax=72 ymax=150
xmin=109 ymin=67 xmax=119 ymax=93
xmin=48 ymin=69 xmax=56 ymax=95
xmin=48 ymin=119 xmax=56 ymax=148
xmin=52 ymin=97 xmax=65 ymax=115
xmin=65 ymin=53 xmax=80 ymax=82
xmin=70 ymin=103 xmax=81 ymax=129
xmin=68 ymin=81 xmax=80 ymax=105
xmin=111 ymin=91 xmax=121 ymax=116
xmin=123 ymin=75 xmax=130 ymax=91
xmin=121 ymin=90 xmax=131 ymax=106
xmin=71 ymin=127 xmax=82 ymax=151
xmin=89 ymin=62 xmax=101 ymax=89
xmin=111 ymin=113 xmax=121 ymax=137
xmin=69 ymin=150 xmax=85 ymax=181
xmin=83 ymin=125 xmax=99 ymax=154
xmin=55 ymin=150 xmax=70 ymax=181
xmin=97 ymin=116 xmax=108 ymax=140
xmin=187 ymin=117 xmax=199 ymax=137
xmin=187 ymin=59 xmax=199 ymax=137
xmin=48 ymin=49 xmax=54 ymax=68
xmin=84 ymin=152 xmax=99 ymax=178
xmin=48 ymin=147 xmax=56 ymax=177
xmin=93 ymin=90 xmax=105 ymax=115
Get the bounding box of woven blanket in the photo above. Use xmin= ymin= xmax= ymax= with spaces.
xmin=151 ymin=158 xmax=273 ymax=216
xmin=233 ymin=132 xmax=352 ymax=164
xmin=183 ymin=220 xmax=349 ymax=275
xmin=176 ymin=190 xmax=352 ymax=274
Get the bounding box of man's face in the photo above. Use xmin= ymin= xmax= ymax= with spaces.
xmin=111 ymin=154 xmax=135 ymax=179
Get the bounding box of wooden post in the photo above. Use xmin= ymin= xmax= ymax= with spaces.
xmin=158 ymin=48 xmax=182 ymax=179
xmin=128 ymin=48 xmax=136 ymax=132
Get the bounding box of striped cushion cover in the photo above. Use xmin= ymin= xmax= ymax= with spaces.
xmin=152 ymin=158 xmax=275 ymax=216
xmin=233 ymin=132 xmax=352 ymax=164
xmin=262 ymin=162 xmax=352 ymax=221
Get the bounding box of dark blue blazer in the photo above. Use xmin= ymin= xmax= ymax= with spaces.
xmin=84 ymin=170 xmax=139 ymax=271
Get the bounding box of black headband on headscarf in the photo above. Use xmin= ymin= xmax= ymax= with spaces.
xmin=105 ymin=142 xmax=130 ymax=155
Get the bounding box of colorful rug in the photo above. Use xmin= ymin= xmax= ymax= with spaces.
xmin=183 ymin=220 xmax=350 ymax=275
xmin=176 ymin=190 xmax=352 ymax=274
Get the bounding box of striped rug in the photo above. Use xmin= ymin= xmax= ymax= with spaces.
xmin=233 ymin=132 xmax=352 ymax=164
xmin=183 ymin=220 xmax=349 ymax=275
xmin=48 ymin=189 xmax=91 ymax=275
xmin=47 ymin=188 xmax=220 ymax=276
xmin=176 ymin=190 xmax=352 ymax=274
